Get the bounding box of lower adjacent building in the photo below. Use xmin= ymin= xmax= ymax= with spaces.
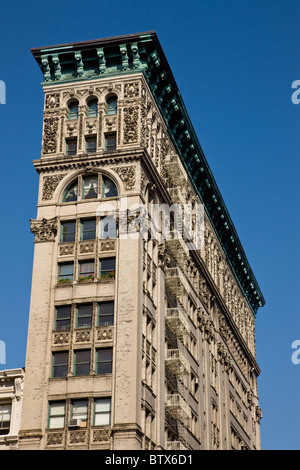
xmin=0 ymin=369 xmax=25 ymax=450
xmin=17 ymin=32 xmax=265 ymax=450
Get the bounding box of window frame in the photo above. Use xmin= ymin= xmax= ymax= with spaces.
xmin=74 ymin=349 xmax=91 ymax=376
xmin=93 ymin=398 xmax=111 ymax=427
xmin=55 ymin=305 xmax=72 ymax=331
xmin=80 ymin=218 xmax=96 ymax=241
xmin=60 ymin=220 xmax=76 ymax=243
xmin=52 ymin=351 xmax=69 ymax=378
xmin=105 ymin=133 xmax=117 ymax=152
xmin=68 ymin=101 xmax=79 ymax=120
xmin=76 ymin=303 xmax=93 ymax=329
xmin=48 ymin=401 xmax=66 ymax=430
xmin=96 ymin=348 xmax=113 ymax=375
xmin=66 ymin=138 xmax=77 ymax=156
xmin=85 ymin=136 xmax=97 ymax=154
xmin=78 ymin=259 xmax=95 ymax=282
xmin=87 ymin=98 xmax=98 ymax=118
xmin=106 ymin=96 xmax=117 ymax=115
xmin=99 ymin=257 xmax=116 ymax=279
xmin=0 ymin=403 xmax=11 ymax=435
xmin=98 ymin=301 xmax=114 ymax=327
xmin=58 ymin=262 xmax=74 ymax=283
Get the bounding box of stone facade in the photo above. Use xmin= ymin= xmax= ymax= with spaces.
xmin=19 ymin=33 xmax=264 ymax=450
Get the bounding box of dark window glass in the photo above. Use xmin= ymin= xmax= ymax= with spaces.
xmin=61 ymin=221 xmax=76 ymax=242
xmin=52 ymin=352 xmax=69 ymax=378
xmin=96 ymin=348 xmax=113 ymax=374
xmin=87 ymin=99 xmax=98 ymax=117
xmin=98 ymin=302 xmax=114 ymax=326
xmin=81 ymin=219 xmax=96 ymax=240
xmin=86 ymin=137 xmax=97 ymax=154
xmin=55 ymin=305 xmax=71 ymax=331
xmin=68 ymin=102 xmax=78 ymax=120
xmin=106 ymin=97 xmax=117 ymax=115
xmin=0 ymin=404 xmax=11 ymax=435
xmin=99 ymin=258 xmax=115 ymax=278
xmin=77 ymin=304 xmax=93 ymax=328
xmin=74 ymin=350 xmax=91 ymax=376
xmin=67 ymin=139 xmax=77 ymax=156
xmin=105 ymin=134 xmax=116 ymax=151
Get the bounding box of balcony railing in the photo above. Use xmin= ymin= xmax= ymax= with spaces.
xmin=165 ymin=307 xmax=189 ymax=336
xmin=165 ymin=393 xmax=191 ymax=420
xmin=165 ymin=349 xmax=190 ymax=375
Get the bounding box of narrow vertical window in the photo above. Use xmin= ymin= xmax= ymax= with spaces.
xmin=100 ymin=216 xmax=116 ymax=239
xmin=105 ymin=133 xmax=116 ymax=151
xmin=71 ymin=399 xmax=88 ymax=427
xmin=66 ymin=138 xmax=77 ymax=156
xmin=80 ymin=219 xmax=96 ymax=240
xmin=102 ymin=176 xmax=118 ymax=198
xmin=74 ymin=350 xmax=91 ymax=376
xmin=55 ymin=305 xmax=71 ymax=331
xmin=98 ymin=301 xmax=114 ymax=326
xmin=87 ymin=99 xmax=98 ymax=117
xmin=52 ymin=352 xmax=69 ymax=378
xmin=86 ymin=136 xmax=97 ymax=154
xmin=99 ymin=258 xmax=115 ymax=279
xmin=68 ymin=101 xmax=79 ymax=120
xmin=0 ymin=404 xmax=11 ymax=435
xmin=106 ymin=96 xmax=117 ymax=115
xmin=48 ymin=402 xmax=66 ymax=429
xmin=96 ymin=348 xmax=113 ymax=374
xmin=76 ymin=303 xmax=93 ymax=328
xmin=78 ymin=260 xmax=94 ymax=281
xmin=94 ymin=398 xmax=111 ymax=426
xmin=60 ymin=220 xmax=76 ymax=242
xmin=83 ymin=176 xmax=98 ymax=199
xmin=58 ymin=262 xmax=74 ymax=283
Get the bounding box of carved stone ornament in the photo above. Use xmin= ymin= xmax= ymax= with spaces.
xmin=30 ymin=217 xmax=58 ymax=243
xmin=113 ymin=166 xmax=136 ymax=190
xmin=47 ymin=432 xmax=63 ymax=446
xmin=45 ymin=93 xmax=60 ymax=109
xmin=42 ymin=174 xmax=65 ymax=200
xmin=123 ymin=106 xmax=139 ymax=143
xmin=93 ymin=428 xmax=111 ymax=442
xmin=124 ymin=82 xmax=139 ymax=98
xmin=43 ymin=117 xmax=59 ymax=154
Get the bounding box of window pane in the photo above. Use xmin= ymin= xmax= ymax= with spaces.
xmin=72 ymin=400 xmax=88 ymax=420
xmin=74 ymin=350 xmax=91 ymax=376
xmin=102 ymin=177 xmax=118 ymax=198
xmin=106 ymin=98 xmax=117 ymax=115
xmin=94 ymin=398 xmax=111 ymax=426
xmin=67 ymin=139 xmax=77 ymax=156
xmin=52 ymin=352 xmax=68 ymax=377
xmin=55 ymin=305 xmax=71 ymax=331
xmin=100 ymin=258 xmax=115 ymax=277
xmin=96 ymin=348 xmax=113 ymax=374
xmin=58 ymin=263 xmax=73 ymax=281
xmin=77 ymin=304 xmax=93 ymax=328
xmin=83 ymin=176 xmax=98 ymax=199
xmin=98 ymin=302 xmax=114 ymax=326
xmin=49 ymin=402 xmax=65 ymax=429
xmin=81 ymin=219 xmax=96 ymax=240
xmin=79 ymin=261 xmax=94 ymax=279
xmin=87 ymin=99 xmax=98 ymax=117
xmin=63 ymin=182 xmax=78 ymax=202
xmin=86 ymin=137 xmax=97 ymax=154
xmin=61 ymin=221 xmax=76 ymax=242
xmin=100 ymin=216 xmax=116 ymax=239
xmin=68 ymin=102 xmax=78 ymax=119
xmin=105 ymin=134 xmax=116 ymax=151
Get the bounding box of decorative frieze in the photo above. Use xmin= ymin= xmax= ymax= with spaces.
xmin=45 ymin=93 xmax=60 ymax=109
xmin=123 ymin=106 xmax=139 ymax=144
xmin=53 ymin=332 xmax=70 ymax=345
xmin=97 ymin=327 xmax=113 ymax=341
xmin=113 ymin=165 xmax=136 ymax=190
xmin=93 ymin=428 xmax=111 ymax=442
xmin=43 ymin=116 xmax=59 ymax=154
xmin=42 ymin=174 xmax=65 ymax=201
xmin=47 ymin=432 xmax=63 ymax=446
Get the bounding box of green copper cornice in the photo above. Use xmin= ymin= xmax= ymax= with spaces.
xmin=31 ymin=31 xmax=265 ymax=317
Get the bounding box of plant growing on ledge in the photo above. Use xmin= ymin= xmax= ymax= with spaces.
xmin=78 ymin=274 xmax=94 ymax=282
xmin=98 ymin=270 xmax=115 ymax=281
xmin=57 ymin=278 xmax=72 ymax=285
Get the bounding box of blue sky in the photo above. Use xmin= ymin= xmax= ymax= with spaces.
xmin=0 ymin=0 xmax=299 ymax=450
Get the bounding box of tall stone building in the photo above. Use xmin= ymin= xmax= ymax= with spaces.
xmin=19 ymin=32 xmax=265 ymax=450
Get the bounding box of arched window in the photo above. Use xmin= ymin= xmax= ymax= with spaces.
xmin=106 ymin=96 xmax=117 ymax=115
xmin=63 ymin=180 xmax=78 ymax=202
xmin=87 ymin=98 xmax=98 ymax=117
xmin=68 ymin=100 xmax=79 ymax=120
xmin=62 ymin=174 xmax=118 ymax=203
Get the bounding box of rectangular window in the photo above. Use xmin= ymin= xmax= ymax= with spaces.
xmin=0 ymin=404 xmax=11 ymax=435
xmin=81 ymin=219 xmax=96 ymax=241
xmin=48 ymin=402 xmax=66 ymax=429
xmin=78 ymin=260 xmax=94 ymax=281
xmin=60 ymin=220 xmax=76 ymax=243
xmin=52 ymin=351 xmax=69 ymax=378
xmin=58 ymin=262 xmax=74 ymax=282
xmin=71 ymin=399 xmax=88 ymax=427
xmin=100 ymin=216 xmax=116 ymax=239
xmin=74 ymin=350 xmax=91 ymax=376
xmin=66 ymin=139 xmax=77 ymax=156
xmin=98 ymin=301 xmax=114 ymax=326
xmin=93 ymin=398 xmax=111 ymax=426
xmin=105 ymin=133 xmax=116 ymax=151
xmin=99 ymin=258 xmax=115 ymax=279
xmin=55 ymin=305 xmax=71 ymax=331
xmin=76 ymin=303 xmax=93 ymax=328
xmin=96 ymin=348 xmax=113 ymax=375
xmin=86 ymin=137 xmax=97 ymax=154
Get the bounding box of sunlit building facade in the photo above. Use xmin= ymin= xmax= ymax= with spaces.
xmin=18 ymin=32 xmax=264 ymax=450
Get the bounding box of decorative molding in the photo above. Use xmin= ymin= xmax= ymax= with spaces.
xmin=113 ymin=165 xmax=136 ymax=190
xmin=30 ymin=217 xmax=58 ymax=243
xmin=43 ymin=117 xmax=59 ymax=154
xmin=123 ymin=106 xmax=139 ymax=144
xmin=42 ymin=174 xmax=65 ymax=200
